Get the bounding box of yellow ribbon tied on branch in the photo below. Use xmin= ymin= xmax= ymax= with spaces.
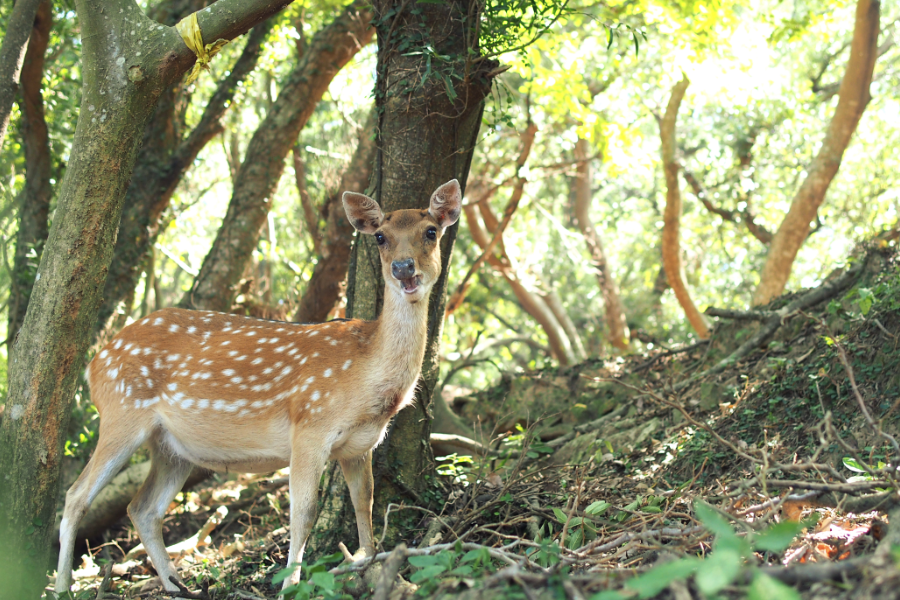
xmin=175 ymin=13 xmax=229 ymax=84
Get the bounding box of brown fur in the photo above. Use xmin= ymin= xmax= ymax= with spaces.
xmin=56 ymin=180 xmax=463 ymax=594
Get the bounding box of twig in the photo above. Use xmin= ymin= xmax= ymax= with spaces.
xmin=94 ymin=563 xmax=113 ymax=600
xmin=371 ymin=544 xmax=408 ymax=600
xmin=165 ymin=576 xmax=211 ymax=600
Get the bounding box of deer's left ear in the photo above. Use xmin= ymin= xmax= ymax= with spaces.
xmin=428 ymin=179 xmax=462 ymax=229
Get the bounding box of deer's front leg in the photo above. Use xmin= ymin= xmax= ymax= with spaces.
xmin=339 ymin=450 xmax=376 ymax=559
xmin=285 ymin=433 xmax=328 ymax=589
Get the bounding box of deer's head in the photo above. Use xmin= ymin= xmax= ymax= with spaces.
xmin=343 ymin=180 xmax=461 ymax=304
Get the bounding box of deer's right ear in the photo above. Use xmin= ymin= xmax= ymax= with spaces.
xmin=343 ymin=192 xmax=384 ymax=234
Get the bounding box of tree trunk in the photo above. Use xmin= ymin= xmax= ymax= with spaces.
xmin=343 ymin=0 xmax=496 ymax=542
xmin=7 ymin=0 xmax=52 ymax=352
xmin=0 ymin=0 xmax=43 ymax=148
xmin=0 ymin=2 xmax=292 ymax=597
xmin=658 ymin=75 xmax=710 ymax=338
xmin=752 ymin=0 xmax=880 ymax=306
xmin=294 ymin=108 xmax=376 ymax=323
xmin=573 ymin=137 xmax=630 ymax=350
xmin=94 ymin=12 xmax=272 ymax=340
xmin=292 ymin=145 xmax=323 ymax=256
xmin=182 ymin=1 xmax=374 ymax=312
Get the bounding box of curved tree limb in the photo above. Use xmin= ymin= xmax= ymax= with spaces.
xmin=753 ymin=0 xmax=880 ymax=306
xmin=658 ymin=74 xmax=710 ymax=338
xmin=0 ymin=0 xmax=43 ymax=148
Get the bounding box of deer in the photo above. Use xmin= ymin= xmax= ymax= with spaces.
xmin=55 ymin=179 xmax=463 ymax=595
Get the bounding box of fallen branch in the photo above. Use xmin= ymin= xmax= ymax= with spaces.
xmin=126 ymin=506 xmax=227 ymax=560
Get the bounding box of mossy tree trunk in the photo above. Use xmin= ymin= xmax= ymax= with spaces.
xmin=0 ymin=1 xmax=291 ymax=597
xmin=343 ymin=0 xmax=497 ymax=543
xmin=7 ymin=0 xmax=52 ymax=352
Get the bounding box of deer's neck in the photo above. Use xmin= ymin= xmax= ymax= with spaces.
xmin=370 ymin=287 xmax=430 ymax=392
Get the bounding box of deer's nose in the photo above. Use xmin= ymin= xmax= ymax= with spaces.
xmin=391 ymin=258 xmax=415 ymax=280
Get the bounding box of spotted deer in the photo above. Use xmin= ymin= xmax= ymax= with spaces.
xmin=55 ymin=180 xmax=462 ymax=594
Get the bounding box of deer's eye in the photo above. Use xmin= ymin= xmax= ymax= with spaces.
xmin=425 ymin=227 xmax=437 ymax=241
xmin=375 ymin=232 xmax=386 ymax=246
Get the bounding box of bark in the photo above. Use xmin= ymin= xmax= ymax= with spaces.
xmin=341 ymin=0 xmax=497 ymax=543
xmin=752 ymin=0 xmax=880 ymax=306
xmin=0 ymin=0 xmax=43 ymax=147
xmin=94 ymin=14 xmax=272 ymax=340
xmin=573 ymin=137 xmax=630 ymax=350
xmin=542 ymin=289 xmax=586 ymax=361
xmin=7 ymin=0 xmax=51 ymax=352
xmin=0 ymin=2 xmax=292 ymax=597
xmin=292 ymin=144 xmax=323 ymax=256
xmin=182 ymin=0 xmax=375 ymax=312
xmin=658 ymin=75 xmax=710 ymax=338
xmin=464 ymin=202 xmax=576 ymax=365
xmin=294 ymin=108 xmax=376 ymax=323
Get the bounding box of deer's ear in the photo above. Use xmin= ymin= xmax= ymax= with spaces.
xmin=428 ymin=179 xmax=462 ymax=229
xmin=343 ymin=192 xmax=384 ymax=234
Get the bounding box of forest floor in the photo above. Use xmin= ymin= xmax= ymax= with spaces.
xmin=57 ymin=242 xmax=900 ymax=600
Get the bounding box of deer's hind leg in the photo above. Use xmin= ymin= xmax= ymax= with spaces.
xmin=56 ymin=423 xmax=148 ymax=593
xmin=127 ymin=436 xmax=194 ymax=592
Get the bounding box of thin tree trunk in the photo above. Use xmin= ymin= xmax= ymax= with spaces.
xmin=542 ymin=289 xmax=586 ymax=361
xmin=7 ymin=0 xmax=52 ymax=352
xmin=573 ymin=137 xmax=630 ymax=350
xmin=94 ymin=14 xmax=272 ymax=340
xmin=464 ymin=202 xmax=575 ymax=365
xmin=341 ymin=0 xmax=497 ymax=544
xmin=292 ymin=144 xmax=323 ymax=255
xmin=658 ymin=75 xmax=710 ymax=338
xmin=0 ymin=0 xmax=43 ymax=147
xmin=182 ymin=1 xmax=374 ymax=311
xmin=294 ymin=108 xmax=376 ymax=323
xmin=0 ymin=2 xmax=292 ymax=597
xmin=752 ymin=0 xmax=880 ymax=306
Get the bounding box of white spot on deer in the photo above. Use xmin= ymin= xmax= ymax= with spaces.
xmin=181 ymin=398 xmax=194 ymax=409
xmin=342 ymin=359 xmax=352 ymax=370
xmin=153 ymin=317 xmax=163 ymax=325
xmin=154 ymin=358 xmax=163 ymax=370
xmin=263 ymin=368 xmax=273 ymax=375
xmin=167 ymin=354 xmax=180 ymax=362
xmin=287 ymin=348 xmax=298 ymax=356
xmin=100 ymin=350 xmax=109 ymax=359
xmin=323 ymin=368 xmax=333 ymax=378
xmin=282 ymin=366 xmax=292 ymax=376
xmin=140 ymin=366 xmax=149 ymax=376
xmin=126 ymin=386 xmax=133 ymax=397
xmin=249 ymin=375 xmax=258 ymax=382
xmin=172 ymin=392 xmax=185 ymax=403
xmin=236 ymin=355 xmax=247 ymax=361
xmin=231 ymin=376 xmax=243 ymax=384
xmin=330 ymin=340 xmax=338 ymax=346
xmin=300 ymin=357 xmax=308 ymax=365
xmin=187 ymin=326 xmax=197 ymax=334
xmin=143 ymin=347 xmax=152 ymax=355
xmin=223 ymin=369 xmax=235 ymax=376
xmin=146 ymin=379 xmax=154 ymax=388
xmin=143 ymin=397 xmax=159 ymax=408
xmin=229 ymin=351 xmax=238 ymax=357
xmin=311 ymin=390 xmax=321 ymax=401
xmin=198 ymin=399 xmax=209 ymax=409
xmin=107 ymin=368 xmax=119 ymax=379
xmin=309 ymin=331 xmax=319 ymax=337
xmin=213 ymin=400 xmax=226 ymax=411
xmin=305 ymin=403 xmax=310 ymax=409
xmin=245 ymin=331 xmax=256 ymax=336
xmin=313 ymin=352 xmax=319 ymax=358
xmin=167 ymin=383 xmax=177 ymax=391
xmin=252 ymin=400 xmax=264 ymax=408
xmin=259 ymin=338 xmax=268 ymax=344
xmin=169 ymin=324 xmax=179 ymax=333
xmin=300 ymin=384 xmax=309 ymax=393
xmin=114 ymin=340 xmax=123 ymax=349
xmin=252 ymin=357 xmax=263 ymax=365
xmin=275 ymin=346 xmax=287 ymax=353
xmin=134 ymin=400 xmax=141 ymax=409
xmin=222 ymin=327 xmax=232 ymax=333
xmin=238 ymin=409 xmax=250 ymax=417
xmin=269 ymin=338 xmax=279 ymax=344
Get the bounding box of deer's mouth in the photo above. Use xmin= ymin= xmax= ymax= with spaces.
xmin=400 ymin=276 xmax=421 ymax=295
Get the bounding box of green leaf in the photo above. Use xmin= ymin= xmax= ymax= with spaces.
xmin=625 ymin=557 xmax=700 ymax=598
xmin=310 ymin=571 xmax=335 ymax=591
xmin=747 ymin=572 xmax=802 ymax=600
xmin=409 ymin=565 xmax=447 ymax=582
xmin=272 ymin=564 xmax=300 ymax=585
xmin=585 ymin=501 xmax=611 ymax=515
xmin=408 ymin=555 xmax=440 ymax=567
xmin=591 ymin=591 xmax=626 ymax=600
xmin=694 ymin=501 xmax=735 ymax=539
xmin=552 ymin=507 xmax=569 ymax=523
xmin=695 ymin=547 xmax=742 ymax=595
xmin=843 ymin=456 xmax=867 ymax=473
xmin=753 ymin=521 xmax=805 ymax=553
